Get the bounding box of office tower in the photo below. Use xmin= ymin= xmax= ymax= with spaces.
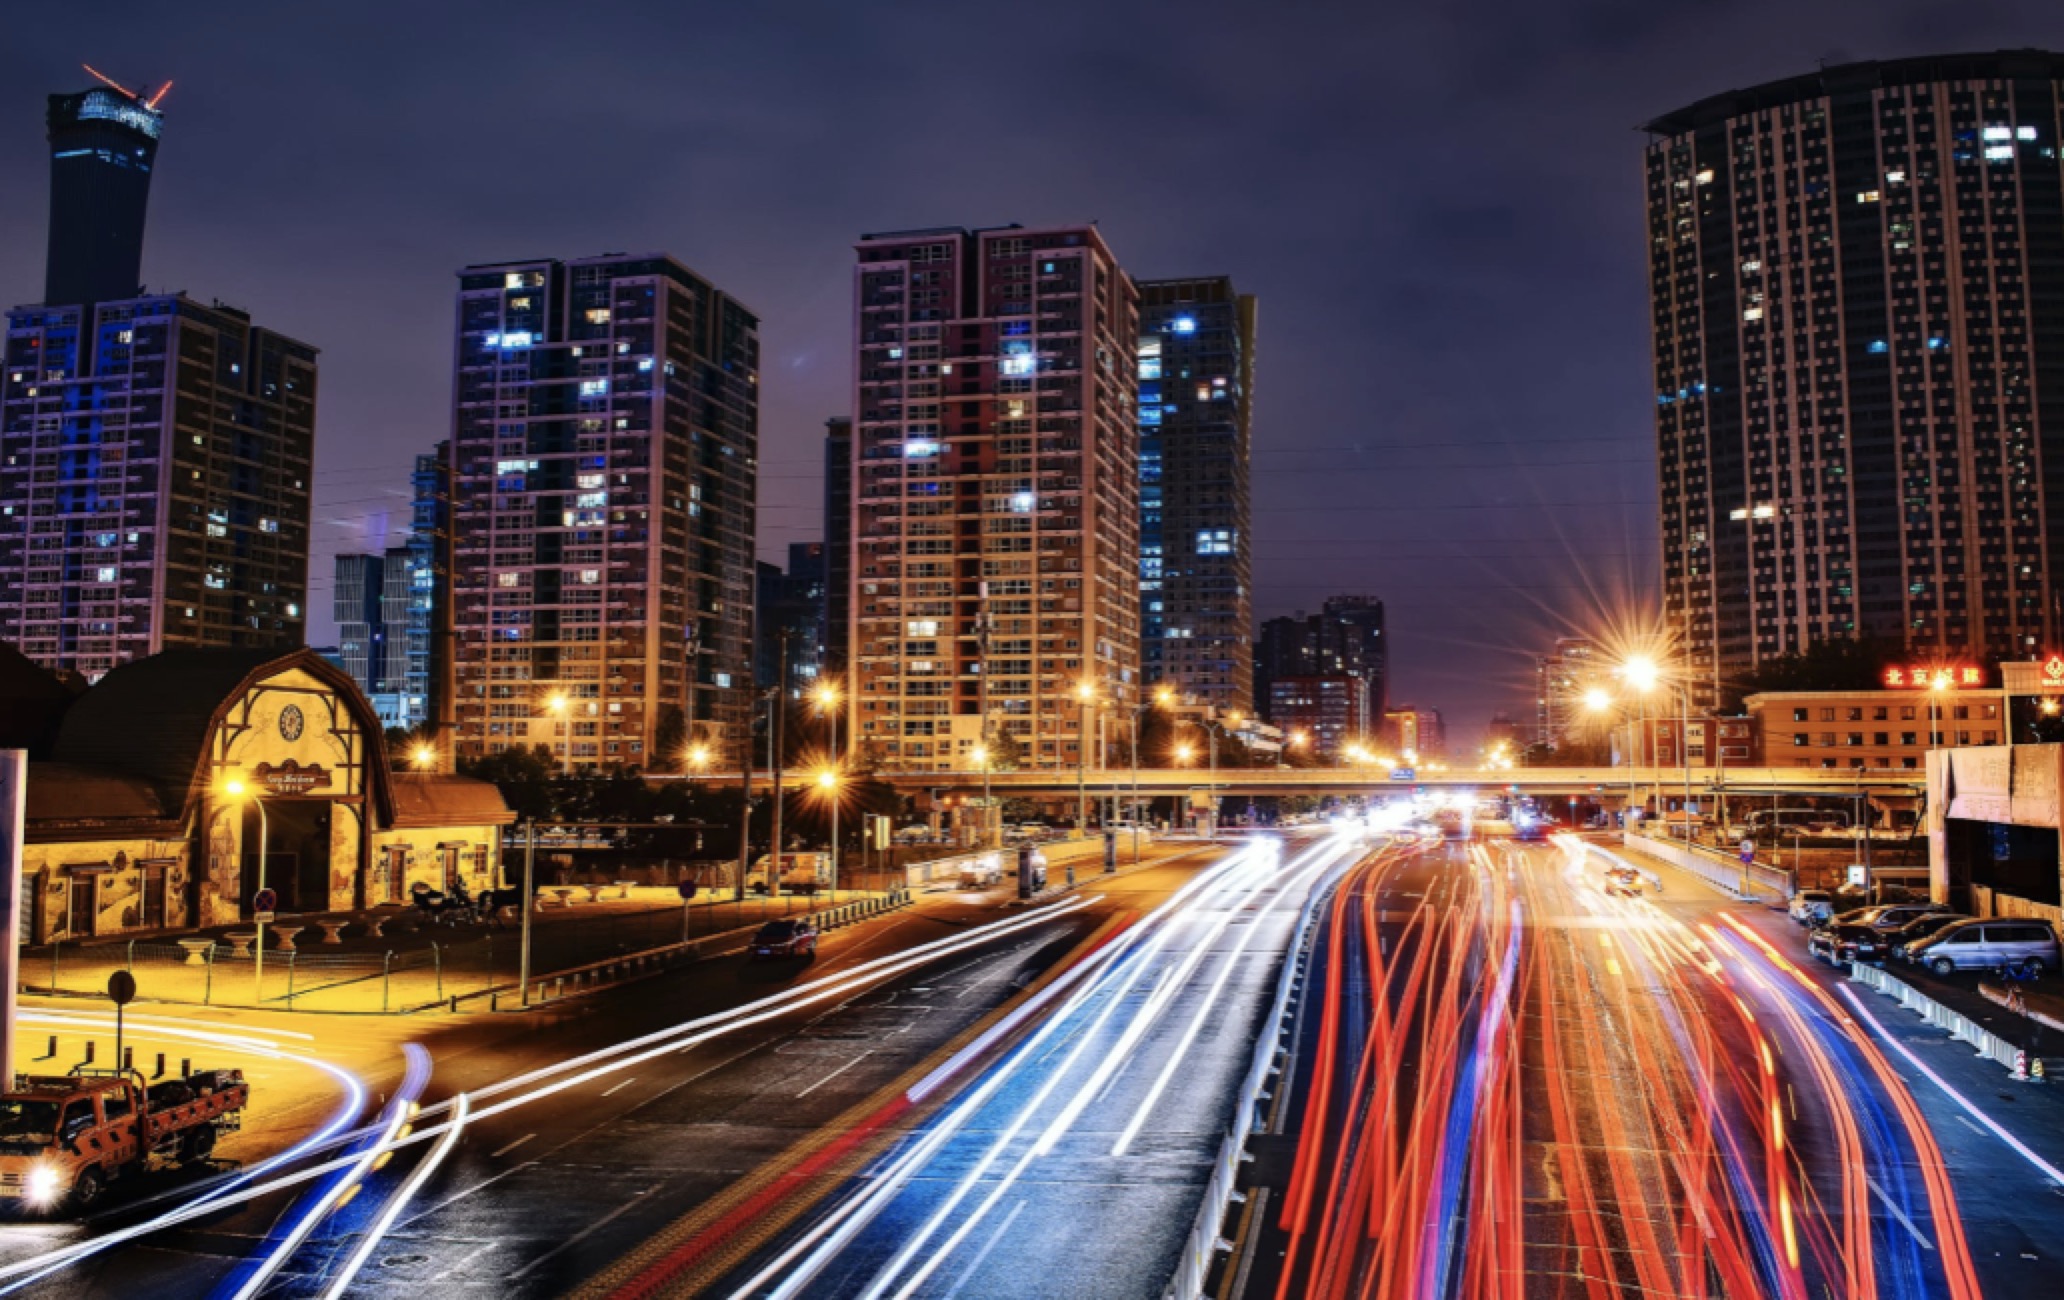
xmin=335 ymin=552 xmax=398 ymax=720
xmin=404 ymin=442 xmax=451 ymax=738
xmin=1136 ymin=277 xmax=1255 ymax=714
xmin=1254 ymin=596 xmax=1387 ymax=727
xmin=851 ymin=224 xmax=1140 ymax=771
xmin=823 ymin=416 xmax=853 ymax=679
xmin=448 ymin=254 xmax=759 ymax=771
xmin=44 ymin=74 xmax=167 ymax=309
xmin=1 ymin=298 xmax=316 ymax=678
xmin=1647 ymin=52 xmax=2064 ymax=700
xmin=756 ymin=542 xmax=827 ymax=693
xmin=1534 ymin=635 xmax=1603 ymax=747
xmin=1384 ymin=705 xmax=1444 ymax=759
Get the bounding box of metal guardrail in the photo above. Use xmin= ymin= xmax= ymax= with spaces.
xmin=459 ymin=889 xmax=914 ymax=1013
xmin=1623 ymin=830 xmax=1792 ymax=901
xmin=1846 ymin=960 xmax=2038 ymax=1075
xmin=1165 ymin=848 xmax=1345 ymax=1299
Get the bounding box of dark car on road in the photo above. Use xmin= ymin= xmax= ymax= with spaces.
xmin=748 ymin=918 xmax=819 ymax=961
xmin=1808 ymin=923 xmax=1887 ymax=967
xmin=1884 ymin=912 xmax=1970 ymax=961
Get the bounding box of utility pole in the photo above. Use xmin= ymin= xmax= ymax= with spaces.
xmin=735 ymin=696 xmax=753 ymax=904
xmin=518 ymin=820 xmax=536 ymax=1005
xmin=770 ymin=633 xmax=787 ymax=901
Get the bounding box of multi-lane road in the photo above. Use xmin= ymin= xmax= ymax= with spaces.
xmin=11 ymin=827 xmax=2064 ymax=1298
xmin=1227 ymin=832 xmax=2064 ymax=1300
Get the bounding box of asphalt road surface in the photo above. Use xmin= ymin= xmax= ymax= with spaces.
xmin=0 ymin=837 xmax=1288 ymax=1299
xmin=1226 ymin=832 xmax=2064 ymax=1300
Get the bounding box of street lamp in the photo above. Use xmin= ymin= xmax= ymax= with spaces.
xmin=814 ymin=680 xmax=843 ymax=893
xmin=543 ymin=691 xmax=571 ymax=772
xmin=222 ymin=776 xmax=269 ymax=1003
xmin=410 ymin=743 xmax=435 ymax=772
xmin=686 ymin=743 xmax=712 ymax=774
xmin=1623 ymin=657 xmax=1693 ymax=843
xmin=1928 ymin=670 xmax=1953 ymax=749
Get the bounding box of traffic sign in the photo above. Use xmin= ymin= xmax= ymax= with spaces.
xmin=252 ymin=886 xmax=277 ymax=923
xmin=677 ymin=880 xmax=699 ymax=900
xmin=106 ymin=970 xmax=136 ymax=1006
xmin=1738 ymin=839 xmax=1755 ymax=864
xmin=1389 ymin=768 xmax=1416 ymax=781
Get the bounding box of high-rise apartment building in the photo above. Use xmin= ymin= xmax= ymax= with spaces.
xmin=448 ymin=254 xmax=759 ymax=771
xmin=1 ymin=298 xmax=316 ymax=678
xmin=850 ymin=224 xmax=1140 ymax=771
xmin=1535 ymin=635 xmax=1603 ymax=747
xmin=2 ymin=79 xmax=316 ymax=681
xmin=755 ymin=541 xmax=826 ymax=693
xmin=1647 ymin=52 xmax=2064 ymax=700
xmin=44 ymin=76 xmax=166 ymax=309
xmin=334 ymin=552 xmax=404 ymax=722
xmin=822 ymin=416 xmax=853 ymax=679
xmin=1255 ymin=596 xmax=1387 ymax=727
xmin=1136 ymin=277 xmax=1255 ymax=715
xmin=1266 ymin=675 xmax=1368 ymax=757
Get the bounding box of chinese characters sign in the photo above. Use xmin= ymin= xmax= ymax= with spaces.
xmin=1881 ymin=664 xmax=1985 ymax=689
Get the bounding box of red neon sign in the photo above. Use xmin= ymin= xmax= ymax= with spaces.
xmin=1882 ymin=664 xmax=1984 ymax=689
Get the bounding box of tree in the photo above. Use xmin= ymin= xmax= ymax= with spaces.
xmin=983 ymin=726 xmax=1025 ymax=773
xmin=650 ymin=705 xmax=687 ymax=775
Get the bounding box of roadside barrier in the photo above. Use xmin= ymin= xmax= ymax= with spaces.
xmin=1847 ymin=960 xmax=2042 ymax=1077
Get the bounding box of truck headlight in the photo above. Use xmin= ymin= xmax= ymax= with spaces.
xmin=25 ymin=1164 xmax=61 ymax=1208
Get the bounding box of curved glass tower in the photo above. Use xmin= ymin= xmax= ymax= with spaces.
xmin=44 ymin=83 xmax=163 ymax=307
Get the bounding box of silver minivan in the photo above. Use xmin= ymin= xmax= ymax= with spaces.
xmin=1909 ymin=918 xmax=2062 ymax=977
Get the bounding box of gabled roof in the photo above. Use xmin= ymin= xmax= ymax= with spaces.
xmin=47 ymin=647 xmax=397 ymax=825
xmin=389 ymin=772 xmax=515 ymax=828
xmin=23 ymin=761 xmax=178 ymax=841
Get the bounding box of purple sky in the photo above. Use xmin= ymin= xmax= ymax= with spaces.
xmin=3 ymin=2 xmax=2057 ymax=745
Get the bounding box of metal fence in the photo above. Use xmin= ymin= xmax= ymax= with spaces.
xmin=22 ymin=888 xmax=903 ymax=1015
xmin=1847 ymin=960 xmax=2035 ymax=1074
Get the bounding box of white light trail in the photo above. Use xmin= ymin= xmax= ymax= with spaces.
xmin=320 ymin=1091 xmax=471 ymax=1300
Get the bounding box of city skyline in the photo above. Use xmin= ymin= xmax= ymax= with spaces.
xmin=4 ymin=6 xmax=2060 ymax=736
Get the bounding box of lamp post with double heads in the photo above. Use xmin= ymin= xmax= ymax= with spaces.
xmin=1075 ymin=680 xmax=1098 ymax=836
xmin=1622 ymin=655 xmax=1694 ymax=842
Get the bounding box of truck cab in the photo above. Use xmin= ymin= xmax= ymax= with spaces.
xmin=0 ymin=1068 xmax=246 ymax=1213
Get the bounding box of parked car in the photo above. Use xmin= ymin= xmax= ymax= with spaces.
xmin=1808 ymin=923 xmax=1888 ymax=967
xmin=745 ymin=853 xmax=832 ymax=895
xmin=747 ymin=918 xmax=819 ymax=961
xmin=1789 ymin=890 xmax=1836 ymax=927
xmin=1829 ymin=902 xmax=1948 ymax=932
xmin=956 ymin=854 xmax=1004 ymax=889
xmin=1907 ymin=919 xmax=2062 ymax=977
xmin=1883 ymin=912 xmax=1971 ymax=960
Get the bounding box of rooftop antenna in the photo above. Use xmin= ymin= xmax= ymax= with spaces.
xmin=80 ymin=63 xmax=142 ymax=101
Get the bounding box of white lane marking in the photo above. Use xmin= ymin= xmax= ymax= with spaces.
xmin=490 ymin=1134 xmax=535 ymax=1159
xmin=940 ymin=1199 xmax=1026 ymax=1300
xmin=1955 ymin=1114 xmax=1987 ymax=1138
xmin=601 ymin=1077 xmax=638 ymax=1098
xmin=797 ymin=1053 xmax=870 ymax=1098
xmin=505 ymin=1185 xmax=657 ymax=1281
xmin=430 ymin=1240 xmax=500 ymax=1283
xmin=395 ymin=1161 xmax=537 ymax=1232
xmin=1841 ymin=987 xmax=2064 ymax=1187
xmin=1866 ymin=1174 xmax=1936 ymax=1251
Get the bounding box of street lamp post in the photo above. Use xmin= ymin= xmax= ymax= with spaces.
xmin=1076 ymin=681 xmax=1097 ymax=836
xmin=224 ymin=778 xmax=269 ymax=1004
xmin=815 ymin=681 xmax=842 ymax=897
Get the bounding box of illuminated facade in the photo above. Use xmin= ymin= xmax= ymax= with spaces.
xmin=849 ymin=225 xmax=1140 ymax=771
xmin=0 ymin=298 xmax=316 ymax=678
xmin=1647 ymin=52 xmax=2064 ymax=702
xmin=1137 ymin=277 xmax=1255 ymax=714
xmin=448 ymin=255 xmax=759 ymax=771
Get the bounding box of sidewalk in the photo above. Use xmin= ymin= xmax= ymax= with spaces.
xmin=25 ymin=886 xmax=897 ymax=1015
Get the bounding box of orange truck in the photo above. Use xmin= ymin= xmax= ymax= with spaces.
xmin=0 ymin=1067 xmax=248 ymax=1212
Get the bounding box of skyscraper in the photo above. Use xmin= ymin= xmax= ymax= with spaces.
xmin=1534 ymin=635 xmax=1602 ymax=747
xmin=2 ymin=75 xmax=315 ymax=682
xmin=333 ymin=552 xmax=406 ymax=725
xmin=404 ymin=442 xmax=451 ymax=742
xmin=43 ymin=73 xmax=167 ymax=309
xmin=447 ymin=254 xmax=759 ymax=771
xmin=755 ymin=541 xmax=826 ymax=693
xmin=1136 ymin=277 xmax=1255 ymax=714
xmin=850 ymin=224 xmax=1140 ymax=771
xmin=1647 ymin=51 xmax=2064 ymax=699
xmin=823 ymin=416 xmax=853 ymax=680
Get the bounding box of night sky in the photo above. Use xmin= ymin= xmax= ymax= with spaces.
xmin=3 ymin=2 xmax=2058 ymax=744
